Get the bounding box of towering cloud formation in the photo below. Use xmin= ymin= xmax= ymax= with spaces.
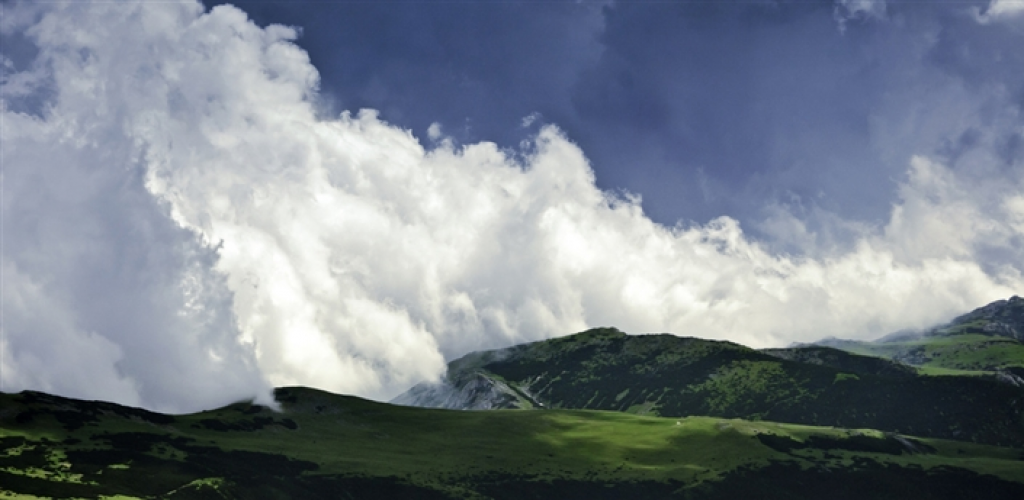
xmin=1 ymin=1 xmax=1022 ymax=410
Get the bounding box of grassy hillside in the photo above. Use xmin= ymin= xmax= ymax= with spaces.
xmin=399 ymin=328 xmax=1024 ymax=447
xmin=2 ymin=388 xmax=1024 ymax=499
xmin=815 ymin=335 xmax=1024 ymax=375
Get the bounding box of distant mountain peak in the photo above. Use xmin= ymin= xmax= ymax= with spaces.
xmin=807 ymin=296 xmax=1024 ymax=346
xmin=936 ymin=295 xmax=1024 ymax=341
xmin=798 ymin=296 xmax=1024 ymax=375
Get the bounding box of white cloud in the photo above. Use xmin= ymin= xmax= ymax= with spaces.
xmin=1 ymin=261 xmax=141 ymax=407
xmin=0 ymin=1 xmax=269 ymax=413
xmin=427 ymin=122 xmax=443 ymax=140
xmin=2 ymin=0 xmax=1022 ymax=409
xmin=976 ymin=0 xmax=1024 ymax=23
xmin=521 ymin=112 xmax=541 ymax=128
xmin=833 ymin=0 xmax=887 ymax=32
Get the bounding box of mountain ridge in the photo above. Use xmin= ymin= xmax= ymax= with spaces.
xmin=394 ymin=298 xmax=1024 ymax=447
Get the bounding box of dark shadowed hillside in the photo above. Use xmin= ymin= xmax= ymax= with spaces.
xmin=3 ymin=388 xmax=1024 ymax=499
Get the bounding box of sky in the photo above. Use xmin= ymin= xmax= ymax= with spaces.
xmin=1 ymin=0 xmax=1023 ymax=413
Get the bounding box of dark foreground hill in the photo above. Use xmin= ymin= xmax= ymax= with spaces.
xmin=3 ymin=388 xmax=1024 ymax=499
xmin=394 ymin=327 xmax=1024 ymax=447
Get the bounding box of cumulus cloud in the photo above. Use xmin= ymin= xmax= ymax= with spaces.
xmin=2 ymin=1 xmax=1023 ymax=409
xmin=0 ymin=1 xmax=269 ymax=413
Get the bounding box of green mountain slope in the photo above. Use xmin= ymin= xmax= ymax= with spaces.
xmin=395 ymin=328 xmax=1024 ymax=447
xmin=3 ymin=388 xmax=1024 ymax=499
xmin=812 ymin=296 xmax=1024 ymax=376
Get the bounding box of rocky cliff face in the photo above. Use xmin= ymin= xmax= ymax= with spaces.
xmin=390 ymin=344 xmax=546 ymax=410
xmin=390 ymin=373 xmax=528 ymax=410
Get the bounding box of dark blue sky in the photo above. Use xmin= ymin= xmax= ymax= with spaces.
xmin=213 ymin=0 xmax=1022 ymax=238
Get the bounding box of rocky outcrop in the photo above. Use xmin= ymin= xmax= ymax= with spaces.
xmin=390 ymin=372 xmax=531 ymax=410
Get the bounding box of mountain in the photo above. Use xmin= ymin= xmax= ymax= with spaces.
xmin=3 ymin=388 xmax=1024 ymax=499
xmin=806 ymin=296 xmax=1024 ymax=377
xmin=394 ymin=327 xmax=1024 ymax=447
xmin=6 ymin=297 xmax=1024 ymax=497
